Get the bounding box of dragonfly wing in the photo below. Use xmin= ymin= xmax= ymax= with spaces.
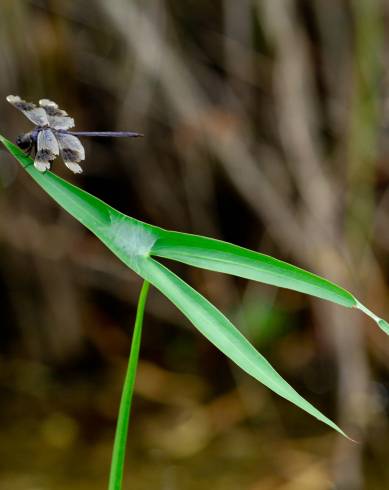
xmin=34 ymin=128 xmax=59 ymax=172
xmin=7 ymin=95 xmax=49 ymax=127
xmin=56 ymin=132 xmax=85 ymax=174
xmin=39 ymin=99 xmax=75 ymax=130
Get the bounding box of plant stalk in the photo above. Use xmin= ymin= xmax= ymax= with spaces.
xmin=108 ymin=280 xmax=150 ymax=490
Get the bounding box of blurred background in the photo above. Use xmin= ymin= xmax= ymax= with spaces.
xmin=0 ymin=0 xmax=389 ymax=489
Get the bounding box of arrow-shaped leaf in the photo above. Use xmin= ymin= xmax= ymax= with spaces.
xmin=2 ymin=133 xmax=387 ymax=438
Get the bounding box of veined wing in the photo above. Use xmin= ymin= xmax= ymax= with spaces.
xmin=34 ymin=128 xmax=59 ymax=171
xmin=39 ymin=99 xmax=75 ymax=130
xmin=7 ymin=95 xmax=49 ymax=127
xmin=56 ymin=132 xmax=85 ymax=174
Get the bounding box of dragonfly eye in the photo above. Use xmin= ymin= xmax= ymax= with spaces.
xmin=16 ymin=134 xmax=32 ymax=150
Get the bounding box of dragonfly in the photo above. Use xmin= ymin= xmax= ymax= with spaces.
xmin=7 ymin=95 xmax=142 ymax=174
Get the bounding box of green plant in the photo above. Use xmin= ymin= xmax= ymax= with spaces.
xmin=2 ymin=135 xmax=388 ymax=487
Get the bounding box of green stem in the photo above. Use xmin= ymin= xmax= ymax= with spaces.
xmin=108 ymin=280 xmax=150 ymax=490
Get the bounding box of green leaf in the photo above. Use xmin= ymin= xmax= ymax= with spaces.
xmin=135 ymin=257 xmax=349 ymax=438
xmin=149 ymin=230 xmax=356 ymax=307
xmin=2 ymin=135 xmax=382 ymax=326
xmin=1 ymin=134 xmax=385 ymax=437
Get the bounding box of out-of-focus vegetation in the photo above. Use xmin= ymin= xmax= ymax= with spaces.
xmin=1 ymin=1 xmax=389 ymax=489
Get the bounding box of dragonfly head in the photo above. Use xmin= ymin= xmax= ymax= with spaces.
xmin=16 ymin=133 xmax=33 ymax=151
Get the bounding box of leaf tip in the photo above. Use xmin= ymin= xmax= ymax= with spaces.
xmin=378 ymin=319 xmax=389 ymax=335
xmin=355 ymin=300 xmax=389 ymax=335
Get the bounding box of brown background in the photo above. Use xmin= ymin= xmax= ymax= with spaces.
xmin=0 ymin=1 xmax=389 ymax=489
